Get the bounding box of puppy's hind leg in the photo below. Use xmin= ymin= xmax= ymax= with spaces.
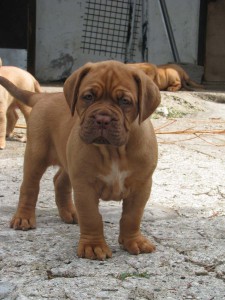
xmin=53 ymin=168 xmax=78 ymax=224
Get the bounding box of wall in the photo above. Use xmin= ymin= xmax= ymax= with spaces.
xmin=35 ymin=0 xmax=143 ymax=81
xmin=35 ymin=0 xmax=85 ymax=81
xmin=0 ymin=49 xmax=27 ymax=69
xmin=147 ymin=0 xmax=200 ymax=64
xmin=35 ymin=0 xmax=201 ymax=81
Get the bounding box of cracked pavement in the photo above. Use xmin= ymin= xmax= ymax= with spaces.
xmin=0 ymin=88 xmax=225 ymax=299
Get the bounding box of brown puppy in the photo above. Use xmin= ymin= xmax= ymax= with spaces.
xmin=0 ymin=66 xmax=41 ymax=149
xmin=128 ymin=62 xmax=204 ymax=91
xmin=0 ymin=61 xmax=160 ymax=260
xmin=157 ymin=64 xmax=204 ymax=91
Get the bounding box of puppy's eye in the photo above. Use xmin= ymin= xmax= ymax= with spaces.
xmin=118 ymin=98 xmax=131 ymax=107
xmin=83 ymin=93 xmax=94 ymax=103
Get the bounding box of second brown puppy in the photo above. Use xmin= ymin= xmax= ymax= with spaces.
xmin=128 ymin=62 xmax=204 ymax=91
xmin=0 ymin=61 xmax=160 ymax=260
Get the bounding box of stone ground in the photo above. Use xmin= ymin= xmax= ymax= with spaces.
xmin=0 ymin=86 xmax=225 ymax=300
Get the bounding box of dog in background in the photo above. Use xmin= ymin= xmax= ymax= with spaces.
xmin=0 ymin=66 xmax=41 ymax=149
xmin=0 ymin=61 xmax=160 ymax=260
xmin=128 ymin=62 xmax=204 ymax=92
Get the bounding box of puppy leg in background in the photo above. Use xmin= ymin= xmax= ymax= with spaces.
xmin=53 ymin=168 xmax=78 ymax=224
xmin=6 ymin=102 xmax=32 ymax=143
xmin=15 ymin=102 xmax=32 ymax=143
xmin=119 ymin=179 xmax=156 ymax=254
xmin=0 ymin=101 xmax=7 ymax=149
xmin=166 ymin=69 xmax=182 ymax=91
xmin=6 ymin=108 xmax=19 ymax=138
xmin=16 ymin=102 xmax=32 ymax=124
xmin=167 ymin=81 xmax=181 ymax=91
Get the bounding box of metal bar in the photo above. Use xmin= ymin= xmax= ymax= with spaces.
xmin=142 ymin=0 xmax=149 ymax=61
xmin=159 ymin=0 xmax=180 ymax=63
xmin=125 ymin=0 xmax=137 ymax=62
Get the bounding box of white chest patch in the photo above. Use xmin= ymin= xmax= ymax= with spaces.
xmin=99 ymin=161 xmax=130 ymax=194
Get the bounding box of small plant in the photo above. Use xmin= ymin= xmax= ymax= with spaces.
xmin=167 ymin=108 xmax=187 ymax=118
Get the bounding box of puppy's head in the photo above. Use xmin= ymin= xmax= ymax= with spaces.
xmin=64 ymin=61 xmax=160 ymax=147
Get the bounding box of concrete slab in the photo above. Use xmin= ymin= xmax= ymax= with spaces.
xmin=0 ymin=88 xmax=225 ymax=299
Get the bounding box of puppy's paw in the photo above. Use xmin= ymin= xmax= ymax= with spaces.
xmin=18 ymin=136 xmax=27 ymax=143
xmin=77 ymin=237 xmax=112 ymax=260
xmin=59 ymin=208 xmax=78 ymax=224
xmin=10 ymin=214 xmax=36 ymax=230
xmin=119 ymin=234 xmax=156 ymax=255
xmin=0 ymin=140 xmax=6 ymax=150
xmin=6 ymin=132 xmax=13 ymax=138
xmin=167 ymin=85 xmax=180 ymax=92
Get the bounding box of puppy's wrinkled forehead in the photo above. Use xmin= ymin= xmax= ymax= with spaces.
xmin=79 ymin=64 xmax=138 ymax=95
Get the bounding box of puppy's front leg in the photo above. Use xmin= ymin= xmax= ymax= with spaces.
xmin=119 ymin=179 xmax=156 ymax=255
xmin=10 ymin=147 xmax=47 ymax=230
xmin=74 ymin=184 xmax=112 ymax=260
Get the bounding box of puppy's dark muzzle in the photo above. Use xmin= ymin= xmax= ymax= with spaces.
xmin=92 ymin=113 xmax=112 ymax=144
xmin=79 ymin=109 xmax=128 ymax=146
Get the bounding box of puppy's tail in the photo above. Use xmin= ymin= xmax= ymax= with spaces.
xmin=0 ymin=76 xmax=40 ymax=107
xmin=182 ymin=71 xmax=205 ymax=91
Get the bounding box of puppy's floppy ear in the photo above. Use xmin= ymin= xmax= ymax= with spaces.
xmin=64 ymin=63 xmax=92 ymax=116
xmin=133 ymin=71 xmax=161 ymax=124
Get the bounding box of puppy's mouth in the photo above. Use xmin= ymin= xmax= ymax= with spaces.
xmin=79 ymin=109 xmax=128 ymax=147
xmin=93 ymin=136 xmax=110 ymax=144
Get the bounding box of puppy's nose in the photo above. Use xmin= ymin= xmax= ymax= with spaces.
xmin=95 ymin=113 xmax=112 ymax=127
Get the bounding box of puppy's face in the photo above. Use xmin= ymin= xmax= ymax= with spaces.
xmin=64 ymin=61 xmax=160 ymax=147
xmin=76 ymin=67 xmax=140 ymax=146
